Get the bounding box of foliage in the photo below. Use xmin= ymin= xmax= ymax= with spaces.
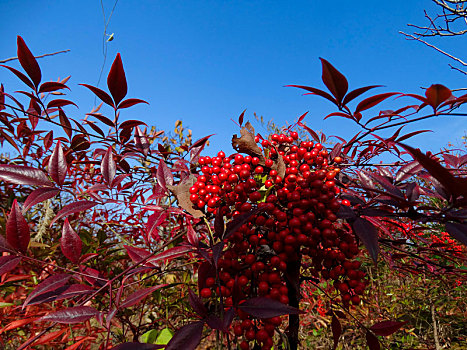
xmin=0 ymin=36 xmax=465 ymax=350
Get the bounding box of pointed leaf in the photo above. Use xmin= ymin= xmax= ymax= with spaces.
xmin=0 ymin=235 xmax=14 ymax=253
xmin=238 ymin=297 xmax=303 ymax=318
xmin=17 ymin=36 xmax=41 ymax=87
xmin=23 ymin=187 xmax=60 ymax=213
xmin=395 ymin=130 xmax=432 ymax=143
xmin=107 ymin=53 xmax=127 ymax=106
xmin=134 ymin=126 xmax=149 ymax=156
xmin=395 ymin=161 xmax=423 ymax=183
xmin=298 ymin=122 xmax=321 ymax=143
xmin=445 ymin=222 xmax=467 ymax=246
xmin=191 ymin=134 xmax=215 ymax=149
xmin=238 ymin=109 xmax=246 ymax=126
xmin=223 ymin=207 xmax=265 ymax=240
xmin=27 ymin=284 xmax=94 ymax=306
xmin=149 ymin=245 xmax=193 ymax=264
xmin=331 ymin=315 xmax=342 ymax=350
xmin=352 ymin=217 xmax=379 ymax=263
xmin=23 ymin=273 xmax=71 ymax=308
xmin=80 ymin=84 xmax=115 ymax=108
xmin=186 ymin=222 xmax=199 ymax=247
xmin=48 ymin=141 xmax=67 ymax=186
xmin=366 ymin=331 xmax=380 ymax=350
xmin=39 ymin=306 xmax=98 ymax=324
xmin=101 ymin=146 xmax=116 ymax=185
xmin=425 ymin=84 xmax=452 ymax=110
xmin=156 ymin=159 xmax=173 ymax=192
xmin=118 ymin=98 xmax=148 ymax=109
xmin=342 ymin=85 xmax=383 ymax=105
xmin=50 ymin=200 xmax=97 ymax=226
xmin=47 ymin=99 xmax=78 ymax=109
xmin=61 ymin=218 xmax=82 ymax=264
xmin=0 ymin=256 xmax=21 ymax=277
xmin=1 ymin=64 xmax=35 ymax=90
xmin=370 ymin=320 xmax=408 ymax=336
xmin=166 ymin=321 xmax=204 ymax=350
xmin=0 ymin=164 xmax=53 ymax=187
xmin=38 ymin=81 xmax=69 ymax=93
xmin=119 ymin=119 xmax=147 ymax=129
xmin=6 ymin=199 xmax=30 ymax=254
xmin=188 ymin=288 xmax=208 ymax=317
xmin=124 ymin=245 xmax=154 ymax=266
xmin=319 ymin=58 xmax=348 ymax=104
xmin=286 ymin=84 xmax=337 ymax=105
xmin=355 ymin=92 xmax=399 ymax=113
xmin=120 ymin=285 xmax=168 ymax=309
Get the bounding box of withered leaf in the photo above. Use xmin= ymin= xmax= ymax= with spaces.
xmin=168 ymin=175 xmax=204 ymax=218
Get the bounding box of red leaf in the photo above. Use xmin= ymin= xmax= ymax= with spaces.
xmin=223 ymin=207 xmax=265 ymax=240
xmin=1 ymin=64 xmax=35 ymax=90
xmin=191 ymin=134 xmax=215 ymax=149
xmin=110 ymin=343 xmax=164 ymax=350
xmin=149 ymin=245 xmax=193 ymax=264
xmin=50 ymin=200 xmax=98 ymax=226
xmin=134 ymin=126 xmax=149 ymax=156
xmin=395 ymin=161 xmax=423 ymax=183
xmin=23 ymin=187 xmax=60 ymax=212
xmin=17 ymin=36 xmax=41 ymax=87
xmin=238 ymin=297 xmax=303 ymax=318
xmin=238 ymin=109 xmax=246 ymax=126
xmin=107 ymin=53 xmax=127 ymax=106
xmin=80 ymin=84 xmax=115 ymax=108
xmin=119 ymin=119 xmax=147 ymax=129
xmin=425 ymin=84 xmax=452 ymax=110
xmin=120 ymin=285 xmax=168 ymax=309
xmin=101 ymin=146 xmax=116 ymax=185
xmin=86 ymin=113 xmax=115 ymax=126
xmin=0 ymin=164 xmax=53 ymax=187
xmin=366 ymin=331 xmax=380 ymax=350
xmin=0 ymin=234 xmax=14 ymax=253
xmin=124 ymin=245 xmax=155 ymax=266
xmin=23 ymin=273 xmax=71 ymax=308
xmin=188 ymin=288 xmax=208 ymax=318
xmin=186 ymin=222 xmax=199 ymax=246
xmin=0 ymin=255 xmax=21 ymax=277
xmin=47 ymin=99 xmax=78 ymax=109
xmin=6 ymin=199 xmax=30 ymax=254
xmin=319 ymin=58 xmax=348 ymax=104
xmin=342 ymin=85 xmax=383 ymax=105
xmin=48 ymin=141 xmax=67 ymax=186
xmin=27 ymin=284 xmax=94 ymax=306
xmin=60 ymin=218 xmax=82 ymax=264
xmin=445 ymin=222 xmax=467 ymax=246
xmin=324 ymin=112 xmax=354 ymax=120
xmin=355 ymin=92 xmax=399 ymax=113
xmin=39 ymin=306 xmax=98 ymax=324
xmin=118 ymin=98 xmax=149 ymax=109
xmin=156 ymin=160 xmax=173 ymax=192
xmin=370 ymin=320 xmax=408 ymax=336
xmin=286 ymin=84 xmax=337 ymax=105
xmin=166 ymin=321 xmax=204 ymax=350
xmin=59 ymin=108 xmax=73 ymax=139
xmin=352 ymin=217 xmax=379 ymax=263
xmin=38 ymin=81 xmax=69 ymax=93
xmin=298 ymin=122 xmax=321 ymax=143
xmin=331 ymin=315 xmax=342 ymax=350
xmin=395 ymin=129 xmax=432 ymax=143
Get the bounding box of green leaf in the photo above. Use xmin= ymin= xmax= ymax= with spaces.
xmin=0 ymin=302 xmax=14 ymax=308
xmin=141 ymin=329 xmax=159 ymax=344
xmin=155 ymin=328 xmax=173 ymax=345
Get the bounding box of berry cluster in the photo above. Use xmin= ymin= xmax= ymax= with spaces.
xmin=190 ymin=131 xmax=366 ymax=349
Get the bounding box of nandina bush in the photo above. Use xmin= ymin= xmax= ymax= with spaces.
xmin=0 ymin=36 xmax=465 ymax=349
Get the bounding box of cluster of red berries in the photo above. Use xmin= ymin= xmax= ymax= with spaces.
xmin=190 ymin=131 xmax=366 ymax=349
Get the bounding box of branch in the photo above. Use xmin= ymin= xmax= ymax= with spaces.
xmin=0 ymin=49 xmax=70 ymax=64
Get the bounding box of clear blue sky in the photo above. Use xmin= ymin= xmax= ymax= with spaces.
xmin=1 ymin=1 xmax=466 ymax=156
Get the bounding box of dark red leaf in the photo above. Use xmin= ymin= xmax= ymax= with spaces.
xmin=80 ymin=84 xmax=115 ymax=108
xmin=370 ymin=320 xmax=408 ymax=336
xmin=0 ymin=235 xmax=14 ymax=253
xmin=23 ymin=273 xmax=71 ymax=308
xmin=445 ymin=222 xmax=467 ymax=246
xmin=191 ymin=134 xmax=215 ymax=149
xmin=120 ymin=285 xmax=168 ymax=309
xmin=425 ymin=84 xmax=452 ymax=110
xmin=47 ymin=99 xmax=78 ymax=109
xmin=58 ymin=108 xmax=73 ymax=138
xmin=118 ymin=98 xmax=148 ymax=109
xmin=0 ymin=255 xmax=21 ymax=277
xmin=319 ymin=58 xmax=348 ymax=104
xmin=331 ymin=315 xmax=342 ymax=350
xmin=166 ymin=321 xmax=204 ymax=350
xmin=39 ymin=306 xmax=98 ymax=324
xmin=395 ymin=161 xmax=423 ymax=183
xmin=342 ymin=85 xmax=383 ymax=105
xmin=297 ymin=111 xmax=308 ymax=123
xmin=223 ymin=207 xmax=265 ymax=240
xmin=110 ymin=343 xmax=164 ymax=350
xmin=134 ymin=126 xmax=149 ymax=156
xmin=238 ymin=109 xmax=246 ymax=126
xmin=298 ymin=122 xmax=321 ymax=143
xmin=48 ymin=141 xmax=67 ymax=186
xmin=86 ymin=121 xmax=106 ymax=138
xmin=49 ymin=200 xmax=98 ymax=226
xmin=101 ymin=146 xmax=116 ymax=185
xmin=395 ymin=130 xmax=432 ymax=143
xmin=149 ymin=245 xmax=194 ymax=264
xmin=366 ymin=331 xmax=380 ymax=350
xmin=17 ymin=36 xmax=41 ymax=87
xmin=1 ymin=64 xmax=35 ymax=90
xmin=286 ymin=84 xmax=337 ymax=105
xmin=188 ymin=288 xmax=208 ymax=318
xmin=238 ymin=297 xmax=303 ymax=318
xmin=186 ymin=222 xmax=199 ymax=247
xmin=352 ymin=217 xmax=379 ymax=263
xmin=61 ymin=218 xmax=82 ymax=264
xmin=6 ymin=199 xmax=30 ymax=254
xmin=156 ymin=159 xmax=173 ymax=192
xmin=107 ymin=53 xmax=127 ymax=106
xmin=124 ymin=245 xmax=155 ymax=266
xmin=214 ymin=208 xmax=225 ymax=237
xmin=23 ymin=187 xmax=60 ymax=213
xmin=355 ymin=92 xmax=399 ymax=113
xmin=38 ymin=81 xmax=69 ymax=93
xmin=367 ymin=172 xmax=404 ymax=198
xmin=0 ymin=164 xmax=53 ymax=187
xmin=27 ymin=284 xmax=94 ymax=306
xmin=324 ymin=112 xmax=354 ymax=120
xmin=87 ymin=113 xmax=115 ymax=126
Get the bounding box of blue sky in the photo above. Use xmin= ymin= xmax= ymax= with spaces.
xmin=1 ymin=0 xmax=466 ymax=156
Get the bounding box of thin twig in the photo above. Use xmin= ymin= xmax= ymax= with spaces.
xmin=0 ymin=49 xmax=70 ymax=64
